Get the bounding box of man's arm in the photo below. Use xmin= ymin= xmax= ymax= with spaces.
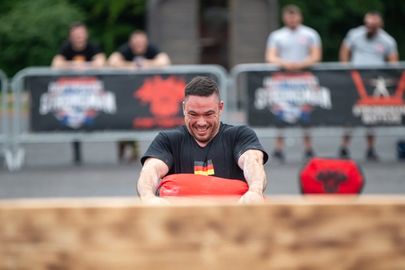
xmin=295 ymin=45 xmax=322 ymax=70
xmin=107 ymin=52 xmax=135 ymax=68
xmin=237 ymin=149 xmax=267 ymax=203
xmin=386 ymin=51 xmax=399 ymax=62
xmin=91 ymin=53 xmax=106 ymax=68
xmin=142 ymin=52 xmax=171 ymax=67
xmin=51 ymin=55 xmax=70 ymax=68
xmin=265 ymin=47 xmax=295 ymax=70
xmin=339 ymin=43 xmax=351 ymax=62
xmin=137 ymin=157 xmax=170 ymax=204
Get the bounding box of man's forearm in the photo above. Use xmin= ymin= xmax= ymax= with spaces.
xmin=137 ymin=168 xmax=159 ymax=200
xmin=243 ymin=155 xmax=267 ymax=193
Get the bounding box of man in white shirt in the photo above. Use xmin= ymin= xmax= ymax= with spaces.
xmin=339 ymin=10 xmax=398 ymax=160
xmin=265 ymin=4 xmax=322 ymax=163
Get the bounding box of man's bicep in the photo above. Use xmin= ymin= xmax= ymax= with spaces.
xmin=339 ymin=43 xmax=351 ymax=62
xmin=51 ymin=55 xmax=67 ymax=67
xmin=310 ymin=46 xmax=322 ymax=62
xmin=238 ymin=149 xmax=264 ymax=170
xmin=266 ymin=47 xmax=279 ymax=63
xmin=143 ymin=157 xmax=170 ymax=179
xmin=387 ymin=51 xmax=399 ymax=62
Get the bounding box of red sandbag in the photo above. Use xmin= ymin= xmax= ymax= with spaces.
xmin=158 ymin=174 xmax=249 ymax=197
xmin=300 ymin=158 xmax=365 ymax=194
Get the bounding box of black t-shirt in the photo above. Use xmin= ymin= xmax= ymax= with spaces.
xmin=141 ymin=123 xmax=269 ymax=182
xmin=58 ymin=40 xmax=102 ymax=61
xmin=117 ymin=43 xmax=160 ymax=61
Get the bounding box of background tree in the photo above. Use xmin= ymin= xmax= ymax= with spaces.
xmin=0 ymin=0 xmax=85 ymax=76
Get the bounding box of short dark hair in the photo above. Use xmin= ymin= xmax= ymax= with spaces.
xmin=184 ymin=76 xmax=220 ymax=101
xmin=282 ymin=4 xmax=301 ymax=15
xmin=69 ymin=21 xmax=87 ymax=32
xmin=365 ymin=10 xmax=383 ymax=22
xmin=129 ymin=29 xmax=147 ymax=39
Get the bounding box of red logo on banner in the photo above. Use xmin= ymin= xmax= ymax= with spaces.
xmin=133 ymin=76 xmax=186 ymax=129
xmin=351 ymin=70 xmax=405 ymax=105
xmin=351 ymin=70 xmax=405 ymax=125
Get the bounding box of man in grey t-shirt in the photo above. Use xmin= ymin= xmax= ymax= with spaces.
xmin=339 ymin=11 xmax=399 ymax=160
xmin=265 ymin=4 xmax=322 ymax=163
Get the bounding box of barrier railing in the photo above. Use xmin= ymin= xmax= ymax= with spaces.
xmin=0 ymin=69 xmax=12 ymax=169
xmin=10 ymin=65 xmax=228 ymax=170
xmin=230 ymin=62 xmax=405 ymax=137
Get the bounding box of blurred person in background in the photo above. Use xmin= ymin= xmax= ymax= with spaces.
xmin=51 ymin=22 xmax=106 ymax=164
xmin=108 ymin=30 xmax=170 ymax=68
xmin=108 ymin=30 xmax=171 ymax=163
xmin=338 ymin=10 xmax=398 ymax=160
xmin=265 ymin=4 xmax=322 ymax=163
xmin=51 ymin=22 xmax=106 ymax=68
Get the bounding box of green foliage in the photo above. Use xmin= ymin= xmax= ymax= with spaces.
xmin=0 ymin=0 xmax=85 ymax=76
xmin=68 ymin=0 xmax=148 ymax=56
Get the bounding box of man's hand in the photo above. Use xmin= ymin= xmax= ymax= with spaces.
xmin=237 ymin=190 xmax=265 ymax=204
xmin=144 ymin=196 xmax=170 ymax=205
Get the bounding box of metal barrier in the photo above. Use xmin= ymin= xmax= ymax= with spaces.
xmin=230 ymin=62 xmax=405 ymax=137
xmin=0 ymin=69 xmax=12 ymax=170
xmin=10 ymin=65 xmax=228 ymax=170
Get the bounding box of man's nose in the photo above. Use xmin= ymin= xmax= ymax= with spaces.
xmin=197 ymin=116 xmax=207 ymax=126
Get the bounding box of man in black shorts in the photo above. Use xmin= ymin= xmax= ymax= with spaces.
xmin=137 ymin=76 xmax=269 ymax=204
xmin=51 ymin=22 xmax=106 ymax=164
xmin=108 ymin=30 xmax=171 ymax=162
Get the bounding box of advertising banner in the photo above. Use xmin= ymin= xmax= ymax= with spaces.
xmin=29 ymin=73 xmax=218 ymax=131
xmin=247 ymin=68 xmax=405 ymax=127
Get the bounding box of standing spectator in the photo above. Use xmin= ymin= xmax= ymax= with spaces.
xmin=51 ymin=22 xmax=106 ymax=164
xmin=265 ymin=4 xmax=322 ymax=163
xmin=338 ymin=11 xmax=398 ymax=160
xmin=108 ymin=30 xmax=171 ymax=162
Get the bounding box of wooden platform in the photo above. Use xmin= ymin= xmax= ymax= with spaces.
xmin=0 ymin=196 xmax=404 ymax=270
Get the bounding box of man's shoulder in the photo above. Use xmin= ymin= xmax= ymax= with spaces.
xmin=59 ymin=40 xmax=72 ymax=50
xmin=299 ymin=25 xmax=320 ymax=36
xmin=347 ymin=26 xmax=366 ymax=38
xmin=270 ymin=27 xmax=288 ymax=37
xmin=87 ymin=40 xmax=101 ymax=50
xmin=159 ymin=125 xmax=188 ymax=139
xmin=117 ymin=43 xmax=131 ymax=53
xmin=378 ymin=30 xmax=397 ymax=45
xmin=221 ymin=123 xmax=254 ymax=136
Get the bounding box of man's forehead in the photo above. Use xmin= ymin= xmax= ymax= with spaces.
xmin=185 ymin=94 xmax=219 ymax=103
xmin=184 ymin=95 xmax=220 ymax=110
xmin=365 ymin=15 xmax=382 ymax=23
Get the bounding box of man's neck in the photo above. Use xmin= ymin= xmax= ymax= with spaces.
xmin=72 ymin=42 xmax=86 ymax=52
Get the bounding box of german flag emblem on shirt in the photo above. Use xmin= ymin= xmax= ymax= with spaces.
xmin=194 ymin=160 xmax=215 ymax=176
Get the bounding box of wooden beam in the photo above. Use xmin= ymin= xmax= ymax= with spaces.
xmin=0 ymin=196 xmax=404 ymax=270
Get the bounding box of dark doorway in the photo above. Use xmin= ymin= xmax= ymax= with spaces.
xmin=199 ymin=0 xmax=229 ymax=70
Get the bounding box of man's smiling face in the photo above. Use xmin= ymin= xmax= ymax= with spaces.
xmin=183 ymin=94 xmax=223 ymax=147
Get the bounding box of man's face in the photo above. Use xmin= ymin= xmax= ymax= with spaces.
xmin=282 ymin=12 xmax=302 ymax=30
xmin=183 ymin=94 xmax=223 ymax=146
xmin=130 ymin=34 xmax=148 ymax=54
xmin=69 ymin=26 xmax=88 ymax=50
xmin=364 ymin=15 xmax=382 ymax=38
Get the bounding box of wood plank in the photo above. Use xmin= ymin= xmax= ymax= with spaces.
xmin=0 ymin=196 xmax=404 ymax=270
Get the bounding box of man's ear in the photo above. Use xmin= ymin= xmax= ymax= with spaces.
xmin=219 ymin=101 xmax=224 ymax=115
xmin=182 ymin=101 xmax=186 ymax=115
